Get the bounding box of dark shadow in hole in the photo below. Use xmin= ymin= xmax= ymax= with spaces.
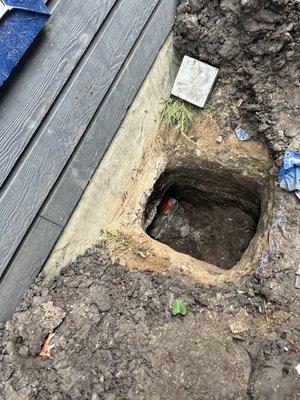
xmin=145 ymin=170 xmax=261 ymax=270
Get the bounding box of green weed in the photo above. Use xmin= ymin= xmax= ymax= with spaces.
xmin=161 ymin=98 xmax=196 ymax=143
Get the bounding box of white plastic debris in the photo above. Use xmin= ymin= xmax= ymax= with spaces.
xmin=295 ymin=363 xmax=300 ymax=375
xmin=0 ymin=2 xmax=10 ymax=20
xmin=171 ymin=56 xmax=219 ymax=108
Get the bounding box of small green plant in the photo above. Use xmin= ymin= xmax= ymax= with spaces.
xmin=105 ymin=228 xmax=119 ymax=238
xmin=171 ymin=298 xmax=188 ymax=316
xmin=162 ymin=98 xmax=195 ymax=143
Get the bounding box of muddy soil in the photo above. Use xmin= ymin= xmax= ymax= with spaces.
xmin=0 ymin=240 xmax=299 ymax=400
xmin=174 ymin=0 xmax=300 ymax=160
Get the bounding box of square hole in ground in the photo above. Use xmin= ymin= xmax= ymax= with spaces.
xmin=144 ymin=167 xmax=262 ymax=270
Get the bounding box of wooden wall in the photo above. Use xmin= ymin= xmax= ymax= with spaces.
xmin=0 ymin=0 xmax=177 ymax=321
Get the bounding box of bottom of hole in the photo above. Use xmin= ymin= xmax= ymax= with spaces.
xmin=146 ymin=184 xmax=260 ymax=270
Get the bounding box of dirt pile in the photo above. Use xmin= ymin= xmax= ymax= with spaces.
xmin=0 ymin=243 xmax=299 ymax=400
xmin=0 ymin=138 xmax=299 ymax=400
xmin=173 ymin=0 xmax=300 ymax=158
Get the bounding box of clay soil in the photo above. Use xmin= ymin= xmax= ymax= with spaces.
xmin=0 ymin=1 xmax=300 ymax=399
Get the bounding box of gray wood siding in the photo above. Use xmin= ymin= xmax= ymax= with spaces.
xmin=0 ymin=0 xmax=118 ymax=186
xmin=0 ymin=217 xmax=62 ymax=323
xmin=0 ymin=0 xmax=160 ymax=277
xmin=0 ymin=0 xmax=177 ymax=321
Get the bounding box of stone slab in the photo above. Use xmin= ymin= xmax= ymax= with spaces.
xmin=171 ymin=55 xmax=219 ymax=108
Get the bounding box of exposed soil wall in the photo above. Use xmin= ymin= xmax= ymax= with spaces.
xmin=174 ymin=0 xmax=300 ymax=158
xmin=145 ymin=165 xmax=262 ymax=269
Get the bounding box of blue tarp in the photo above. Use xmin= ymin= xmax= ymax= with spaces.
xmin=278 ymin=148 xmax=300 ymax=198
xmin=0 ymin=0 xmax=50 ymax=87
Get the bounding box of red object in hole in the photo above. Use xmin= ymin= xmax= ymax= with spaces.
xmin=158 ymin=197 xmax=177 ymax=215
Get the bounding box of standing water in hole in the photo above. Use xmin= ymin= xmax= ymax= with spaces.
xmin=147 ymin=185 xmax=259 ymax=269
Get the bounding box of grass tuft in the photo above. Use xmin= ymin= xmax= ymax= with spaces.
xmin=161 ymin=98 xmax=195 ymax=139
